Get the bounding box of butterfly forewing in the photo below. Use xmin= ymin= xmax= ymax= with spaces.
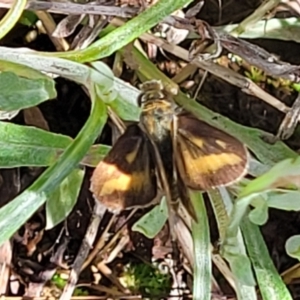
xmin=176 ymin=112 xmax=248 ymax=190
xmin=90 ymin=124 xmax=157 ymax=213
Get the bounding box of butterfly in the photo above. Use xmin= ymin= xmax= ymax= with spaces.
xmin=90 ymin=80 xmax=249 ymax=217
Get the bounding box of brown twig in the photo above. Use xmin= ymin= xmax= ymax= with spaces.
xmin=275 ymin=92 xmax=300 ymax=140
xmin=59 ymin=203 xmax=106 ymax=300
xmin=0 ymin=0 xmax=139 ymax=17
xmin=35 ymin=11 xmax=69 ymax=51
xmin=129 ymin=27 xmax=290 ymax=115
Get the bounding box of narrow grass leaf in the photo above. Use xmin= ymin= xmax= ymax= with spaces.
xmin=132 ymin=198 xmax=168 ymax=239
xmin=241 ymin=215 xmax=293 ymax=300
xmin=109 ymin=96 xmax=141 ymax=122
xmin=52 ymin=0 xmax=194 ymax=62
xmin=0 ymin=120 xmax=110 ymax=168
xmin=218 ymin=188 xmax=257 ymax=300
xmin=0 ymin=122 xmax=72 ymax=167
xmin=0 ymin=59 xmax=55 ymax=80
xmin=240 ymin=157 xmax=300 ymax=198
xmin=190 ymin=191 xmax=211 ymax=300
xmin=267 ymin=190 xmax=300 ymax=211
xmin=80 ymin=144 xmax=110 ymax=167
xmin=216 ymin=17 xmax=300 ymax=43
xmin=208 ymin=189 xmax=229 ymax=242
xmin=0 ymin=71 xmax=56 ymax=110
xmin=227 ymin=163 xmax=300 ymax=246
xmin=230 ymin=255 xmax=256 ymax=286
xmin=46 ymin=168 xmax=85 ymax=229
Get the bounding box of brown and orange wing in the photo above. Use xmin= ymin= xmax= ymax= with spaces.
xmin=90 ymin=124 xmax=157 ymax=213
xmin=176 ymin=112 xmax=249 ymax=190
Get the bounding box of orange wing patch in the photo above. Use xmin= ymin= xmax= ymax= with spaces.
xmin=98 ymin=167 xmax=148 ymax=196
xmin=176 ymin=113 xmax=248 ymax=190
xmin=90 ymin=125 xmax=157 ymax=213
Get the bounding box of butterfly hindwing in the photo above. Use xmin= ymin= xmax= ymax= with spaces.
xmin=90 ymin=124 xmax=157 ymax=213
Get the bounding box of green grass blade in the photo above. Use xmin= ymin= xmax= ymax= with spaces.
xmin=0 ymin=122 xmax=71 ymax=167
xmin=0 ymin=121 xmax=111 ymax=168
xmin=208 ymin=189 xmax=229 ymax=242
xmin=241 ymin=215 xmax=293 ymax=300
xmin=217 ymin=188 xmax=257 ymax=300
xmin=132 ymin=197 xmax=168 ymax=239
xmin=46 ymin=168 xmax=85 ymax=230
xmin=240 ymin=157 xmax=300 ymax=198
xmin=0 ymin=0 xmax=26 ymax=39
xmin=0 ymin=121 xmax=110 ymax=168
xmin=0 ymin=59 xmax=56 ymax=80
xmin=190 ymin=191 xmax=211 ymax=300
xmin=48 ymin=0 xmax=193 ymax=62
xmin=215 ymin=18 xmax=300 ymax=42
xmin=0 ymin=94 xmax=107 ymax=246
xmin=0 ymin=71 xmax=55 ymax=111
